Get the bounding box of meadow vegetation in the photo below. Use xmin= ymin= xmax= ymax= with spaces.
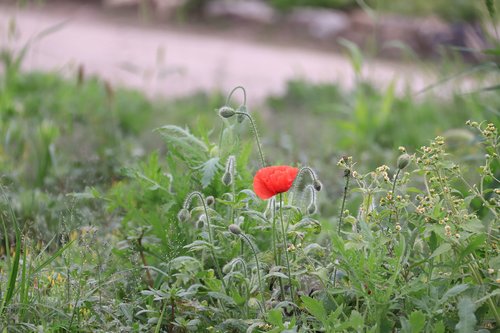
xmin=0 ymin=5 xmax=500 ymax=331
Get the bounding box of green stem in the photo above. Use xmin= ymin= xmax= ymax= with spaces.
xmin=338 ymin=170 xmax=350 ymax=234
xmin=272 ymin=198 xmax=285 ymax=298
xmin=279 ymin=193 xmax=294 ymax=302
xmin=185 ymin=192 xmax=227 ymax=291
xmin=240 ymin=233 xmax=266 ymax=313
xmin=225 ymin=86 xmax=247 ymax=106
xmin=333 ymin=170 xmax=350 ymax=288
xmin=468 ymin=254 xmax=500 ymax=324
xmin=234 ymin=112 xmax=266 ymax=168
xmin=387 ymin=168 xmax=401 ymax=227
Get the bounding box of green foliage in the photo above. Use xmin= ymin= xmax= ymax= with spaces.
xmin=1 ymin=29 xmax=500 ymax=331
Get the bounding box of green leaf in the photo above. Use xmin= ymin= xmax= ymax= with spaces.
xmin=434 ymin=320 xmax=445 ymax=333
xmin=455 ymin=297 xmax=477 ymax=333
xmin=267 ymin=309 xmax=284 ymax=327
xmin=194 ymin=157 xmax=221 ymax=189
xmin=442 ymin=284 xmax=469 ymax=302
xmin=460 ymin=219 xmax=486 ymax=233
xmin=338 ymin=38 xmax=363 ymax=75
xmin=301 ymin=295 xmax=327 ymax=323
xmin=264 ymin=271 xmax=289 ymax=280
xmin=348 ymin=310 xmax=364 ymax=331
xmin=430 ymin=243 xmax=451 ymax=259
xmin=461 ymin=234 xmax=487 ymax=258
xmin=408 ymin=310 xmax=426 ymax=333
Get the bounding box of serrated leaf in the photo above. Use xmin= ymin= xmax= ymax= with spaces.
xmin=455 ymin=297 xmax=476 ymax=333
xmin=409 ymin=310 xmax=425 ymax=333
xmin=348 ymin=310 xmax=364 ymax=330
xmin=155 ymin=125 xmax=208 ymax=165
xmin=195 ymin=157 xmax=221 ymax=188
xmin=301 ymin=296 xmax=327 ymax=323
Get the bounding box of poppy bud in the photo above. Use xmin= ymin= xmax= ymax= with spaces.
xmin=206 ymin=196 xmax=215 ymax=206
xmin=397 ymin=154 xmax=411 ymax=170
xmin=307 ymin=203 xmax=317 ymax=215
xmin=222 ymin=155 xmax=235 ymax=186
xmin=313 ymin=179 xmax=322 ymax=191
xmin=222 ymin=172 xmax=233 ymax=186
xmin=177 ymin=208 xmax=190 ymax=222
xmin=236 ymin=105 xmax=247 ymax=123
xmin=197 ymin=220 xmax=205 ymax=229
xmin=219 ymin=106 xmax=235 ymax=118
xmin=228 ymin=224 xmax=242 ymax=235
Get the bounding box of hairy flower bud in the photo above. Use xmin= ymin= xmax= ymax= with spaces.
xmin=206 ymin=196 xmax=215 ymax=206
xmin=222 ymin=155 xmax=235 ymax=186
xmin=219 ymin=106 xmax=235 ymax=118
xmin=307 ymin=203 xmax=317 ymax=215
xmin=228 ymin=224 xmax=242 ymax=235
xmin=222 ymin=172 xmax=233 ymax=186
xmin=177 ymin=208 xmax=191 ymax=222
xmin=313 ymin=179 xmax=322 ymax=191
xmin=397 ymin=154 xmax=411 ymax=170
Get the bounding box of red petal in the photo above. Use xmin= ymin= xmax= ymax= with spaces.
xmin=253 ymin=166 xmax=299 ymax=200
xmin=253 ymin=169 xmax=275 ymax=199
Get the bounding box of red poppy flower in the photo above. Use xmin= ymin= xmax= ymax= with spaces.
xmin=253 ymin=166 xmax=299 ymax=200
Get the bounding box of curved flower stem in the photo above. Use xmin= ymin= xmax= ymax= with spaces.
xmin=239 ymin=233 xmax=266 ymax=313
xmin=234 ymin=111 xmax=266 ymax=168
xmin=287 ymin=166 xmax=320 ymax=230
xmin=225 ymin=86 xmax=247 ymax=106
xmin=184 ymin=192 xmax=227 ymax=291
xmin=279 ymin=193 xmax=294 ymax=302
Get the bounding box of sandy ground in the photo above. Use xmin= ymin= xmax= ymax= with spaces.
xmin=0 ymin=2 xmax=436 ymax=102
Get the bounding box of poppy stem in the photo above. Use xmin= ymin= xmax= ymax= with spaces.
xmin=272 ymin=198 xmax=285 ymax=298
xmin=234 ymin=112 xmax=266 ymax=168
xmin=225 ymin=86 xmax=247 ymax=106
xmin=184 ymin=192 xmax=227 ymax=292
xmin=239 ymin=233 xmax=266 ymax=314
xmin=279 ymin=193 xmax=294 ymax=302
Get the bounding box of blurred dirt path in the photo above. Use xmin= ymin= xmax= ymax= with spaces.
xmin=0 ymin=3 xmax=436 ymax=102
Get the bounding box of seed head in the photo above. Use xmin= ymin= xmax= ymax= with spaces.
xmin=397 ymin=153 xmax=411 ymax=170
xmin=219 ymin=106 xmax=235 ymax=118
xmin=177 ymin=208 xmax=191 ymax=222
xmin=228 ymin=224 xmax=242 ymax=235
